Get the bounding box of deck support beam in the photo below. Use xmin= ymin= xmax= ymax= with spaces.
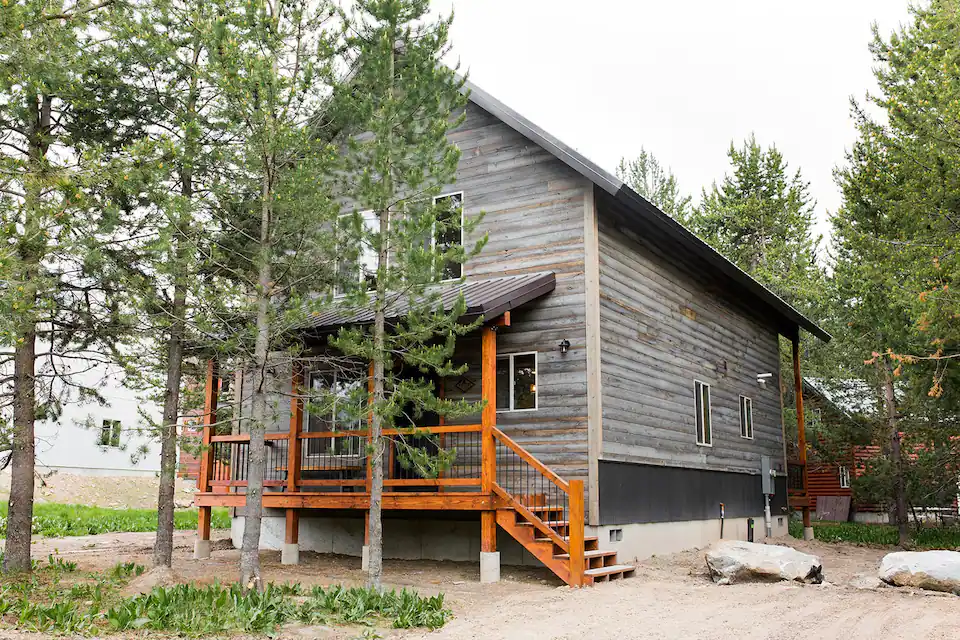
xmin=480 ymin=325 xmax=499 ymax=581
xmin=792 ymin=338 xmax=814 ymax=540
xmin=195 ymin=359 xmax=219 ymax=560
xmin=282 ymin=509 xmax=300 ymax=565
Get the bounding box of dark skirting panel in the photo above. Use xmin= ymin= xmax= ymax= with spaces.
xmin=598 ymin=460 xmax=788 ymax=525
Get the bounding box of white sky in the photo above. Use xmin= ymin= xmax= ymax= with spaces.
xmin=437 ymin=0 xmax=914 ymax=241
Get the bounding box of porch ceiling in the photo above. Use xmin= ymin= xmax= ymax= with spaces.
xmin=295 ymin=271 xmax=556 ymax=331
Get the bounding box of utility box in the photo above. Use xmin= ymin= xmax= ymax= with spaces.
xmin=761 ymin=455 xmax=775 ymax=496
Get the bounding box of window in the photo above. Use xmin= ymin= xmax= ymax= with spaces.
xmin=431 ymin=192 xmax=464 ymax=280
xmin=739 ymin=395 xmax=754 ymax=439
xmin=336 ymin=210 xmax=381 ymax=294
xmin=305 ymin=369 xmax=365 ymax=455
xmin=495 ymin=352 xmax=537 ymax=412
xmin=694 ymin=381 xmax=711 ymax=446
xmin=839 ymin=465 xmax=851 ymax=489
xmin=99 ymin=420 xmax=121 ymax=448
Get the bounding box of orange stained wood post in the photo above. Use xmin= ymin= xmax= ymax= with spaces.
xmin=792 ymin=338 xmax=811 ymax=528
xmin=288 ymin=362 xmax=304 ymax=492
xmin=285 ymin=509 xmax=299 ymax=545
xmin=197 ymin=359 xmax=219 ymax=541
xmin=364 ymin=511 xmax=370 ymax=545
xmin=480 ymin=325 xmax=498 ymax=553
xmin=568 ymin=479 xmax=585 ymax=587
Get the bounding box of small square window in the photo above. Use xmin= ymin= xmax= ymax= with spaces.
xmin=739 ymin=395 xmax=754 ymax=439
xmin=495 ymin=353 xmax=538 ymax=412
xmin=99 ymin=420 xmax=121 ymax=448
xmin=694 ymin=381 xmax=711 ymax=446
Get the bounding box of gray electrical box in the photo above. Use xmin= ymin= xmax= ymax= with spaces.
xmin=761 ymin=455 xmax=775 ymax=496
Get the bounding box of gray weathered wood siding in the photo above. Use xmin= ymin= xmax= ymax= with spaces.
xmin=596 ymin=209 xmax=785 ymax=475
xmin=439 ymin=102 xmax=592 ymax=481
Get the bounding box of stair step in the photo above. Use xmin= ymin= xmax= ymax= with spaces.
xmin=584 ymin=564 xmax=636 ymax=578
xmin=554 ymin=549 xmax=617 ymax=560
xmin=535 ymin=535 xmax=599 ymax=544
xmin=516 ymin=520 xmax=568 ymax=528
xmin=526 ymin=505 xmax=565 ymax=513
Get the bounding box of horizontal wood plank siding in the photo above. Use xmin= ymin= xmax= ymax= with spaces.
xmin=596 ymin=197 xmax=786 ymax=476
xmin=440 ymin=103 xmax=591 ymax=483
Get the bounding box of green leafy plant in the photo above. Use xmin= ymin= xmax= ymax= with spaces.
xmin=110 ymin=562 xmax=146 ymax=579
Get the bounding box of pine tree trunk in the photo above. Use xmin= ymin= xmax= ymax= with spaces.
xmin=240 ymin=165 xmax=272 ymax=592
xmin=4 ymin=93 xmax=51 ymax=574
xmin=367 ymin=213 xmax=388 ymax=589
xmin=153 ymin=282 xmax=185 ymax=567
xmin=882 ymin=362 xmax=909 ymax=546
xmin=5 ymin=328 xmax=36 ymax=574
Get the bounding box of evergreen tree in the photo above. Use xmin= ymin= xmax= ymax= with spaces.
xmin=330 ymin=0 xmax=481 ymax=590
xmin=205 ymin=0 xmax=341 ymax=590
xmin=616 ymin=148 xmax=691 ymax=223
xmin=102 ymin=0 xmax=229 ymax=568
xmin=694 ymin=136 xmax=822 ymax=310
xmin=0 ymin=0 xmax=137 ymax=572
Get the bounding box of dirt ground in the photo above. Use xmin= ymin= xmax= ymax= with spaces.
xmin=5 ymin=531 xmax=960 ymax=639
xmin=0 ymin=469 xmax=195 ymax=509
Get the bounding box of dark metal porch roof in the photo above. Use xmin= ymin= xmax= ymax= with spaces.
xmin=296 ymin=272 xmax=556 ymax=331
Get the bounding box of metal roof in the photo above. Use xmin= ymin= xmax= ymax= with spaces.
xmin=296 ymin=272 xmax=556 ymax=331
xmin=464 ymin=79 xmax=831 ymax=343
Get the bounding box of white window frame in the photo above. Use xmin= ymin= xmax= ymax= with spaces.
xmin=839 ymin=465 xmax=851 ymax=489
xmin=694 ymin=380 xmax=712 ymax=447
xmin=496 ymin=351 xmax=538 ymax=413
xmin=739 ymin=395 xmax=754 ymax=440
xmin=431 ymin=191 xmax=465 ymax=281
xmin=99 ymin=419 xmax=121 ymax=448
xmin=303 ymin=369 xmax=365 ymax=456
xmin=336 ymin=209 xmax=381 ymax=295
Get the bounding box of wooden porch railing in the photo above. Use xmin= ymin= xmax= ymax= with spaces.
xmin=206 ymin=424 xmax=483 ymax=492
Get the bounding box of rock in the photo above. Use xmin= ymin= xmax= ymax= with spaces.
xmin=705 ymin=540 xmax=823 ymax=585
xmin=120 ymin=566 xmax=184 ymax=597
xmin=879 ymin=550 xmax=960 ymax=594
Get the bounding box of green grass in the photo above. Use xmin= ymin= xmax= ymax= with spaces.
xmin=0 ymin=504 xmax=230 ymax=538
xmin=789 ymin=519 xmax=960 ymax=548
xmin=0 ymin=561 xmax=450 ymax=636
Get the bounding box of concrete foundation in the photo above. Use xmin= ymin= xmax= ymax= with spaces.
xmin=853 ymin=511 xmax=890 ymax=524
xmin=361 ymin=545 xmax=370 ymax=571
xmin=480 ymin=552 xmax=500 ymax=583
xmin=229 ymin=512 xmax=790 ymax=566
xmin=803 ymin=526 xmax=815 ymax=541
xmin=193 ymin=538 xmax=211 ymax=560
xmin=281 ymin=543 xmax=299 ymax=565
xmin=586 ymin=514 xmax=790 ymax=564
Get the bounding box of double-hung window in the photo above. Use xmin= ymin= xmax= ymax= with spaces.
xmin=99 ymin=419 xmax=121 ymax=448
xmin=336 ymin=210 xmax=381 ymax=293
xmin=431 ymin=192 xmax=464 ymax=280
xmin=694 ymin=381 xmax=712 ymax=446
xmin=306 ymin=369 xmax=365 ymax=455
xmin=495 ymin=352 xmax=538 ymax=412
xmin=739 ymin=395 xmax=754 ymax=439
xmin=838 ymin=465 xmax=851 ymax=489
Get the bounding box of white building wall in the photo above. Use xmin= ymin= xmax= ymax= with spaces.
xmin=33 ymin=365 xmax=163 ymax=477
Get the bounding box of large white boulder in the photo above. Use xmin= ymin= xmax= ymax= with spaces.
xmin=879 ymin=550 xmax=960 ymax=594
xmin=705 ymin=540 xmax=823 ymax=585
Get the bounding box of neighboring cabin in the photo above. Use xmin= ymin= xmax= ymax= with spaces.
xmin=31 ymin=364 xmax=163 ymax=478
xmin=194 ymin=80 xmax=829 ymax=585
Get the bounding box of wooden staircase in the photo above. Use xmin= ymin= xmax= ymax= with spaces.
xmin=491 ymin=428 xmax=636 ymax=586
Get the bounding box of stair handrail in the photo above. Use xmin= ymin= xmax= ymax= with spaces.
xmin=491 ymin=427 xmax=585 ymax=586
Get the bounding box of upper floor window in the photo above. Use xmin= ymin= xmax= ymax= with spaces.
xmin=496 ymin=352 xmax=537 ymax=412
xmin=336 ymin=210 xmax=381 ymax=294
xmin=839 ymin=465 xmax=851 ymax=489
xmin=432 ymin=192 xmax=463 ymax=280
xmin=739 ymin=395 xmax=754 ymax=439
xmin=99 ymin=419 xmax=121 ymax=448
xmin=694 ymin=381 xmax=712 ymax=446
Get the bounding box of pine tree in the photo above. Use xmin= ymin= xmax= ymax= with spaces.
xmin=0 ymin=0 xmax=137 ymax=572
xmin=616 ymin=148 xmax=691 ymax=223
xmin=204 ymin=0 xmax=341 ymax=590
xmin=101 ymin=0 xmax=230 ymax=568
xmin=330 ymin=0 xmax=481 ymax=590
xmin=693 ymin=136 xmax=822 ymax=311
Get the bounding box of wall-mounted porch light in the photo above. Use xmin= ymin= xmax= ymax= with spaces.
xmin=558 ymin=339 xmax=571 ymax=354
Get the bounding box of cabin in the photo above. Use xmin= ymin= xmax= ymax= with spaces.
xmin=191 ymin=81 xmax=830 ymax=587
